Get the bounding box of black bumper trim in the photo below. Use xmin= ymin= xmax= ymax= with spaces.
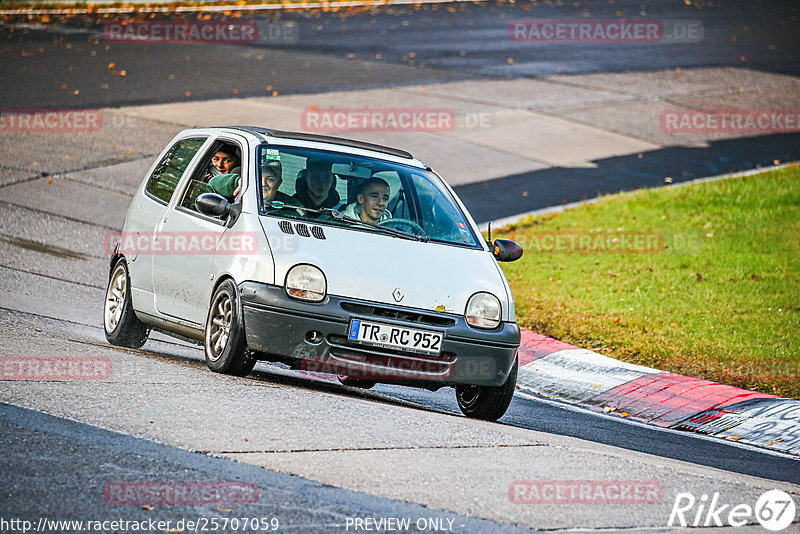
xmin=239 ymin=282 xmax=519 ymax=387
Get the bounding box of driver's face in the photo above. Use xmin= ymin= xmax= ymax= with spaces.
xmin=358 ymin=183 xmax=390 ymax=224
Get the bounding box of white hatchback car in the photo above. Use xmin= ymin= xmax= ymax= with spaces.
xmin=104 ymin=127 xmax=523 ymax=421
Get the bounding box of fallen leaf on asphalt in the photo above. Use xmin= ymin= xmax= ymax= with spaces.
xmin=603 ymin=406 xmax=617 ymax=413
xmin=730 ymin=436 xmax=741 ymax=440
xmin=108 ymin=62 xmax=115 ymax=69
xmin=142 ymin=505 xmax=154 ymax=511
xmin=620 ymin=412 xmax=629 ymax=417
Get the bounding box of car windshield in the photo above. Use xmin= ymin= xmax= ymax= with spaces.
xmin=256 ymin=144 xmax=481 ymax=248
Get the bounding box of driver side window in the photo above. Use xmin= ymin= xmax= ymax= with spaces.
xmin=179 ymin=141 xmax=243 ymax=213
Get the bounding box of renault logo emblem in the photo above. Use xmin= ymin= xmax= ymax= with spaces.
xmin=392 ymin=288 xmax=404 ymax=302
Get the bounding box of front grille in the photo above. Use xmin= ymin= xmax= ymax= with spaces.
xmin=311 ymin=226 xmax=326 ymax=240
xmin=340 ymin=301 xmax=456 ymax=327
xmin=328 ymin=334 xmax=457 ymax=379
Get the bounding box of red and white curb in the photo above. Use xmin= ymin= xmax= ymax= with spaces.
xmin=517 ymin=329 xmax=800 ymax=456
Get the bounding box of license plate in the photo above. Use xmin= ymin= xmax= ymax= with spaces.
xmin=347 ymin=319 xmax=443 ymax=355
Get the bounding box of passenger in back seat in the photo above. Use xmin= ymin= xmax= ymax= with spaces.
xmin=293 ymin=160 xmax=340 ymax=209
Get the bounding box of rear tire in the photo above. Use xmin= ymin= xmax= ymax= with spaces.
xmin=204 ymin=279 xmax=257 ymax=377
xmin=455 ymin=356 xmax=518 ymax=422
xmin=104 ymin=259 xmax=149 ymax=348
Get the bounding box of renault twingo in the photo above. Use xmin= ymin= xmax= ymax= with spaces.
xmin=104 ymin=127 xmax=523 ymax=421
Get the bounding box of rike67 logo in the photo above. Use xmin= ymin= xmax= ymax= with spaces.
xmin=669 ymin=490 xmax=796 ymax=531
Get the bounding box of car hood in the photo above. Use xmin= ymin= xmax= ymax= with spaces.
xmin=259 ymin=217 xmax=514 ymax=321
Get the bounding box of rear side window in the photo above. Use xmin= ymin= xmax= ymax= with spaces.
xmin=145 ymin=138 xmax=206 ymax=204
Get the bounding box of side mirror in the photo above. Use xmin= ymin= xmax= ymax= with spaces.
xmin=492 ymin=238 xmax=523 ymax=262
xmin=196 ymin=193 xmax=231 ymax=218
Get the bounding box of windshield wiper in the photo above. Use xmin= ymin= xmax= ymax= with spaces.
xmin=264 ymin=202 xmax=428 ymax=242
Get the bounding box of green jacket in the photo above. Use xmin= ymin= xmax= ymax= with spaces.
xmin=206 ymin=173 xmax=240 ymax=200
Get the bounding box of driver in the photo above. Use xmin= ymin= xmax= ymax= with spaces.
xmin=343 ymin=177 xmax=392 ymax=225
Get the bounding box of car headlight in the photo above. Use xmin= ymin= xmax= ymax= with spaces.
xmin=465 ymin=292 xmax=501 ymax=329
xmin=285 ymin=264 xmax=326 ymax=302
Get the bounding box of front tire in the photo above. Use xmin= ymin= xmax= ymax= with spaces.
xmin=204 ymin=279 xmax=257 ymax=377
xmin=104 ymin=259 xmax=149 ymax=348
xmin=455 ymin=356 xmax=518 ymax=422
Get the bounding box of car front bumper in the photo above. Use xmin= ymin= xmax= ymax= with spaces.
xmin=239 ymin=282 xmax=520 ymax=387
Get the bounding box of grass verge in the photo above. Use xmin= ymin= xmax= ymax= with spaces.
xmin=494 ymin=165 xmax=800 ymax=398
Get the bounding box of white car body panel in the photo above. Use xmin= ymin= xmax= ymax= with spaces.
xmin=259 ymin=216 xmax=512 ymax=321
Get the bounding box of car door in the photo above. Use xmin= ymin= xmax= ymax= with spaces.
xmin=151 ymin=137 xmax=247 ymax=326
xmin=127 ymin=136 xmax=208 ymax=311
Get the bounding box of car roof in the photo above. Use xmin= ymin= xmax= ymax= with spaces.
xmin=193 ymin=126 xmax=424 ymax=166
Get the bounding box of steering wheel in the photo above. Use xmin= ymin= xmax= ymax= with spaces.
xmin=378 ymin=218 xmax=427 ymax=237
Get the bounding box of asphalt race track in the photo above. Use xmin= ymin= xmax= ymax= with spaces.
xmin=1 ymin=0 xmax=799 ymax=531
